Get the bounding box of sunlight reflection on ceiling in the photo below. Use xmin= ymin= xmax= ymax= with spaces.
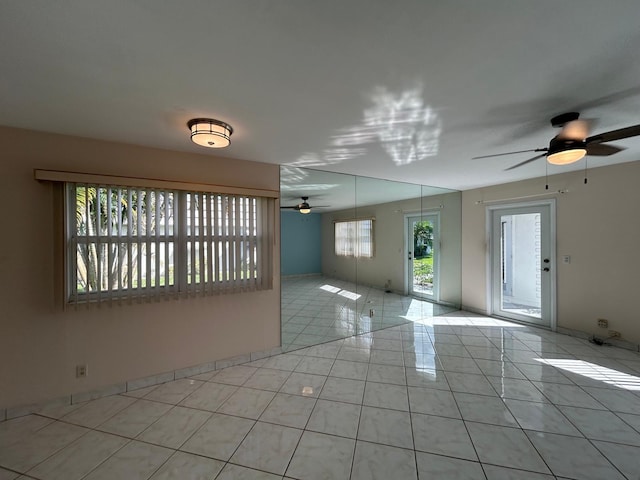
xmin=360 ymin=86 xmax=441 ymax=166
xmin=288 ymin=84 xmax=441 ymax=168
xmin=536 ymin=358 xmax=640 ymax=391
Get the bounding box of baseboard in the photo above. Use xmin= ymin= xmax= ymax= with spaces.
xmin=3 ymin=344 xmax=283 ymax=421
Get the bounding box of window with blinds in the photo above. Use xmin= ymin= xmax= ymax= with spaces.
xmin=66 ymin=183 xmax=269 ymax=303
xmin=334 ymin=219 xmax=374 ymax=258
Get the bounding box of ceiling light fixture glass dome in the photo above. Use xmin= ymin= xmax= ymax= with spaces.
xmin=188 ymin=118 xmax=233 ymax=148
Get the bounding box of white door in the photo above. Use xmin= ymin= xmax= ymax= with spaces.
xmin=489 ymin=202 xmax=555 ymax=328
xmin=407 ymin=214 xmax=439 ymax=301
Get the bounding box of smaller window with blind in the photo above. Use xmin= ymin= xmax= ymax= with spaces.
xmin=66 ymin=183 xmax=270 ymax=304
xmin=334 ymin=218 xmax=374 ymax=258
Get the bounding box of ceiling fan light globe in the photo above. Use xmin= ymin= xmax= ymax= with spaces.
xmin=299 ymin=208 xmax=311 ymax=214
xmin=547 ymin=148 xmax=586 ymax=165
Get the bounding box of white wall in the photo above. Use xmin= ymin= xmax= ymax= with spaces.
xmin=0 ymin=127 xmax=281 ymax=409
xmin=462 ymin=161 xmax=640 ymax=344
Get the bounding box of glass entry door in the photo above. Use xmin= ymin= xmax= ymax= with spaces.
xmin=408 ymin=214 xmax=439 ymax=301
xmin=490 ymin=202 xmax=555 ymax=328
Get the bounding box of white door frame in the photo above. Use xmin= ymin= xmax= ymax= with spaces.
xmin=404 ymin=211 xmax=440 ymax=302
xmin=485 ymin=199 xmax=557 ymax=331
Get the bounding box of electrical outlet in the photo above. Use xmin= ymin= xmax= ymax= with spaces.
xmin=609 ymin=330 xmax=621 ymax=338
xmin=597 ymin=318 xmax=608 ymax=328
xmin=76 ymin=364 xmax=88 ymax=378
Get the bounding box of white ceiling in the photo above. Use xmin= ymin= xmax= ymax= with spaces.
xmin=2 ymin=1 xmax=640 ymax=191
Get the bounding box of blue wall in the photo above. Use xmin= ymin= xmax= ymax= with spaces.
xmin=281 ymin=211 xmax=322 ymax=275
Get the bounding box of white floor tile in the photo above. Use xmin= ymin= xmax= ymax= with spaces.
xmin=137 ymin=406 xmax=210 ymax=449
xmin=532 ymin=382 xmax=606 ymax=409
xmin=0 ymin=415 xmax=53 ymax=449
xmin=319 ymin=377 xmax=365 ymax=404
xmin=144 ymin=379 xmax=203 ymax=405
xmin=0 ymin=421 xmax=88 ymax=472
xmin=558 ymin=405 xmax=640 ymax=445
xmin=148 ymin=451 xmax=224 ymax=480
xmin=258 ymin=393 xmax=316 ymax=429
xmin=526 ymin=431 xmax=625 ymax=480
xmin=286 ymin=431 xmax=355 ymax=480
xmin=503 ymin=398 xmax=582 ymax=436
xmin=357 ymin=406 xmax=413 ymax=449
xmin=582 ymin=386 xmax=640 ymax=415
xmin=180 ymin=413 xmax=255 ymax=461
xmin=97 ymin=399 xmax=172 ymax=437
xmin=445 ymin=372 xmax=497 ymax=396
xmin=411 ymin=413 xmax=477 ymax=460
xmin=474 ymin=359 xmax=527 ymax=379
xmin=61 ymin=395 xmax=136 ymax=428
xmin=466 ymin=422 xmax=550 ymax=474
xmin=416 ymin=452 xmax=485 ymax=479
xmin=407 ymin=386 xmax=460 ymax=418
xmin=212 ymin=365 xmax=258 ymax=386
xmin=405 ymin=367 xmax=450 ymax=390
xmin=488 ymin=377 xmax=549 ymax=402
xmin=82 ymin=440 xmax=173 ymax=480
xmin=216 ymin=463 xmax=281 ymax=479
xmin=279 ymin=372 xmax=326 ymax=398
xmin=230 ymin=422 xmax=302 ymax=475
xmin=27 ymin=430 xmax=127 ymax=480
xmin=363 ymin=382 xmax=409 ymax=411
xmin=242 ymin=368 xmax=291 ymax=391
xmin=591 ymin=440 xmax=640 ymax=480
xmin=217 ymin=387 xmax=275 ymax=420
xmin=179 ymin=382 xmax=237 ymax=412
xmin=294 ymin=356 xmax=335 ymax=376
xmin=351 ymin=441 xmax=417 ymax=480
xmin=306 ymin=399 xmax=361 ymax=438
xmin=454 ymin=392 xmax=519 ymax=427
xmin=262 ymin=354 xmax=304 ymax=372
xmin=482 ymin=464 xmax=555 ymax=479
xmin=366 ymin=364 xmax=406 ymax=385
xmin=330 ymin=360 xmax=369 ymax=381
xmin=0 ymin=469 xmax=19 ymax=480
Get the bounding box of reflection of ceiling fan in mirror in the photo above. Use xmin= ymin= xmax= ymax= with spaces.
xmin=280 ymin=196 xmax=329 ymax=214
xmin=473 ymin=112 xmax=640 ymax=170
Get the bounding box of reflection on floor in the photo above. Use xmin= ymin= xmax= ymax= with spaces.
xmin=281 ymin=275 xmax=456 ymax=351
xmin=3 ymin=311 xmax=640 ymax=479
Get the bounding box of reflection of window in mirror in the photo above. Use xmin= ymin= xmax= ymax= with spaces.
xmin=334 ymin=219 xmax=374 ymax=258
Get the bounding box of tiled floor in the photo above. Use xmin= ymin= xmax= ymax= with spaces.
xmin=281 ymin=275 xmax=456 ymax=351
xmin=2 ymin=312 xmax=640 ymax=479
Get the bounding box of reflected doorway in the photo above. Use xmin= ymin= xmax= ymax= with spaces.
xmin=489 ymin=201 xmax=555 ymax=329
xmin=407 ymin=213 xmax=439 ymax=302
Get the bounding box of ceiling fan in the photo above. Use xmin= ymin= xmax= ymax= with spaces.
xmin=473 ymin=112 xmax=640 ymax=170
xmin=280 ymin=196 xmax=329 ymax=214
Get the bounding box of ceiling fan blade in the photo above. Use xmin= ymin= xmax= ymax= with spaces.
xmin=504 ymin=153 xmax=547 ymax=171
xmin=585 ymin=143 xmax=624 ymax=156
xmin=558 ymin=119 xmax=591 ymax=140
xmin=472 ymin=148 xmax=546 ymax=160
xmin=586 ymin=124 xmax=640 ymax=144
xmin=280 ymin=206 xmax=299 ymax=209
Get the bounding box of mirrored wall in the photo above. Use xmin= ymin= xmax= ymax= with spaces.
xmin=280 ymin=166 xmax=462 ymax=351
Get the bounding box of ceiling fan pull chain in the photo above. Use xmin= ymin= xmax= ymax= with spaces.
xmin=545 ymin=161 xmax=548 ymax=190
xmin=584 ymin=157 xmax=588 ymax=184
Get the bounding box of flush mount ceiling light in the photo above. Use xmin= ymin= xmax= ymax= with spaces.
xmin=546 ymin=138 xmax=586 ymax=165
xmin=187 ymin=118 xmax=233 ymax=148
